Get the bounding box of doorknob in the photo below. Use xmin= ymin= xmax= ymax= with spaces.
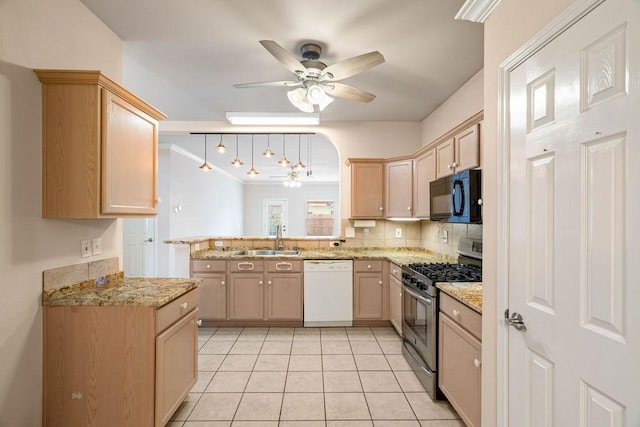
xmin=505 ymin=309 xmax=527 ymax=332
xmin=144 ymin=238 xmax=153 ymax=243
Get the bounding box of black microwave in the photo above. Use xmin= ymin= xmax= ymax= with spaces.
xmin=429 ymin=169 xmax=482 ymax=223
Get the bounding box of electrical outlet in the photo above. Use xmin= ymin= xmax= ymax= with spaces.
xmin=345 ymin=227 xmax=355 ymax=238
xmin=81 ymin=240 xmax=91 ymax=258
xmin=194 ymin=243 xmax=200 ymax=251
xmin=363 ymin=228 xmax=370 ymax=236
xmin=214 ymin=240 xmax=224 ymax=248
xmin=442 ymin=230 xmax=449 ymax=243
xmin=92 ymin=238 xmax=101 ymax=255
xmin=395 ymin=228 xmax=402 ymax=238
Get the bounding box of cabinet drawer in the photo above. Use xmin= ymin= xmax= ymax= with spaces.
xmin=389 ymin=262 xmax=402 ymax=280
xmin=156 ymin=289 xmax=198 ymax=334
xmin=267 ymin=260 xmax=302 ymax=273
xmin=354 ymin=260 xmax=383 ymax=272
xmin=439 ymin=292 xmax=482 ymax=340
xmin=228 ymin=260 xmax=264 ymax=273
xmin=191 ymin=260 xmax=226 ymax=273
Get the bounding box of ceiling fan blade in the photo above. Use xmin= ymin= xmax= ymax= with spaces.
xmin=324 ymin=82 xmax=376 ymax=103
xmin=259 ymin=40 xmax=307 ymax=76
xmin=234 ymin=80 xmax=301 ymax=89
xmin=321 ymin=51 xmax=385 ymax=81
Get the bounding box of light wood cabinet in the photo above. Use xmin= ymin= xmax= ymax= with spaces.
xmin=191 ymin=260 xmax=227 ymax=322
xmin=435 ymin=123 xmax=480 ymax=179
xmin=413 ymin=149 xmax=436 ymax=218
xmin=385 ymin=159 xmax=413 ymax=218
xmin=43 ymin=289 xmax=198 ymax=427
xmin=224 ymin=259 xmax=303 ymax=324
xmin=438 ymin=292 xmax=482 ymax=427
xmin=353 ymin=260 xmax=389 ymax=325
xmin=34 ymin=70 xmax=166 ymax=218
xmin=388 ymin=262 xmax=403 ymax=335
xmin=348 ymin=159 xmax=385 ymax=218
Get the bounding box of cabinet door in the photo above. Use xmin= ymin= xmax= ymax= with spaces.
xmin=385 ymin=159 xmax=413 ymax=217
xmin=389 ymin=274 xmax=403 ymax=335
xmin=439 ymin=313 xmax=481 ymax=427
xmin=354 ymin=272 xmax=384 ymax=319
xmin=102 ymin=90 xmax=158 ymax=215
xmin=228 ymin=274 xmax=264 ymax=320
xmin=454 ymin=123 xmax=480 ymax=173
xmin=435 ymin=138 xmax=455 ymax=179
xmin=196 ymin=274 xmax=227 ymax=320
xmin=266 ymin=273 xmax=303 ymax=320
xmin=155 ymin=308 xmax=198 ymax=427
xmin=414 ymin=149 xmax=436 ymax=218
xmin=350 ymin=161 xmax=385 ymax=218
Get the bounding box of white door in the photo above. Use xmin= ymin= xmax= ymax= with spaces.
xmin=506 ymin=0 xmax=640 ymax=425
xmin=123 ymin=218 xmax=156 ymax=277
xmin=263 ymin=198 xmax=288 ymax=237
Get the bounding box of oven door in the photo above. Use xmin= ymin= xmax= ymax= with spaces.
xmin=401 ymin=284 xmax=437 ymax=370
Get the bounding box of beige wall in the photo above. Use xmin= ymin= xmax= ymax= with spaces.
xmin=0 ymin=0 xmax=123 ymax=424
xmin=482 ymin=0 xmax=575 ymax=426
xmin=420 ymin=68 xmax=484 ymax=147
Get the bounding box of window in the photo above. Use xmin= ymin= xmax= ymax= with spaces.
xmin=306 ymin=201 xmax=334 ymax=236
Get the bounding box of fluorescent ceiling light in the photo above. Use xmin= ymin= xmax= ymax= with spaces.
xmin=226 ymin=112 xmax=320 ymax=126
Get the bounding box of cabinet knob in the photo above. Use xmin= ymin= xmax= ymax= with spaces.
xmin=206 ymin=264 xmax=211 ymax=269
xmin=448 ymin=164 xmax=453 ymax=170
xmin=452 ymin=309 xmax=459 ymax=317
xmin=378 ymin=280 xmax=383 ymax=285
xmin=267 ymin=280 xmax=272 ymax=285
xmin=478 ymin=198 xmax=483 ymax=206
xmin=197 ymin=319 xmax=202 ymax=327
xmin=474 ymin=358 xmax=481 ymax=368
xmin=367 ymin=264 xmax=372 ymax=269
xmin=221 ymin=281 xmax=225 ymax=285
xmin=452 ymin=162 xmax=458 ymax=168
xmin=392 ymin=270 xmax=397 ymax=274
xmin=259 ymin=280 xmax=263 ymax=285
xmin=181 ymin=302 xmax=188 ymax=310
xmin=379 ymin=206 xmax=384 ymax=211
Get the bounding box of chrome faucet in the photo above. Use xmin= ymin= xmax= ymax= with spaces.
xmin=275 ymin=224 xmax=283 ymax=250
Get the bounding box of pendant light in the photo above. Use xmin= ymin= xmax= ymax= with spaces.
xmin=306 ymin=134 xmax=313 ymax=178
xmin=278 ymin=134 xmax=290 ymax=167
xmin=199 ymin=134 xmax=212 ymax=171
xmin=215 ymin=134 xmax=227 ymax=153
xmin=293 ymin=134 xmax=306 ymax=170
xmin=231 ymin=134 xmax=244 ymax=167
xmin=262 ymin=134 xmax=275 ymax=158
xmin=246 ymin=135 xmax=259 ymax=176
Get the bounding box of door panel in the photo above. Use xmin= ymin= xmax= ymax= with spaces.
xmin=507 ymin=1 xmax=640 ymax=425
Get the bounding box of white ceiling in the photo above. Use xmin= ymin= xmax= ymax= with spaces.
xmin=79 ymin=0 xmax=484 ymax=123
xmin=80 ymin=0 xmax=483 ymax=183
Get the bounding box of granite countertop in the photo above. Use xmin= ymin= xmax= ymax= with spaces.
xmin=193 ymin=247 xmax=451 ymax=266
xmin=437 ymin=282 xmax=483 ymax=313
xmin=42 ymin=277 xmax=200 ymax=307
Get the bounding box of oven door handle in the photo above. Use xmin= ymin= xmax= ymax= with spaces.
xmin=403 ymin=286 xmax=433 ymax=305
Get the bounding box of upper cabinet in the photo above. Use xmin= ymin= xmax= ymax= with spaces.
xmin=435 ymin=123 xmax=480 ymax=179
xmin=35 ymin=70 xmax=166 ymax=218
xmin=385 ymin=159 xmax=413 ymax=218
xmin=348 ymin=159 xmax=385 ymax=219
xmin=413 ymin=149 xmax=436 ymax=218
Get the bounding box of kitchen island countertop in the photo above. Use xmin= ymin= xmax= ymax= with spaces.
xmin=42 ymin=277 xmax=200 ymax=307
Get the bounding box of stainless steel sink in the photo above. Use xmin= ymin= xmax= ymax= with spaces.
xmin=234 ymin=249 xmax=300 ymax=257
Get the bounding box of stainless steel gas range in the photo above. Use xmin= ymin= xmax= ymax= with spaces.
xmin=401 ymin=237 xmax=482 ymax=400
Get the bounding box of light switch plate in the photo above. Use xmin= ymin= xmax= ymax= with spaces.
xmin=92 ymin=238 xmax=101 ymax=256
xmin=81 ymin=240 xmax=91 ymax=258
xmin=214 ymin=240 xmax=224 ymax=247
xmin=345 ymin=227 xmax=355 ymax=238
xmin=395 ymin=228 xmax=402 ymax=238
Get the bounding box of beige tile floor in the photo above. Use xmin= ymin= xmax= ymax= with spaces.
xmin=169 ymin=326 xmax=464 ymax=427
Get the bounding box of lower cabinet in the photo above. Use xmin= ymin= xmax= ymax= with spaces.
xmin=438 ymin=292 xmax=482 ymax=427
xmin=353 ymin=260 xmax=389 ymax=324
xmin=389 ymin=262 xmax=403 ymax=335
xmin=196 ymin=258 xmax=303 ymax=325
xmin=43 ymin=289 xmax=198 ymax=427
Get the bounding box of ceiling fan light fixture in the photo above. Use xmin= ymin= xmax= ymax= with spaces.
xmin=287 ymin=88 xmax=314 ymax=113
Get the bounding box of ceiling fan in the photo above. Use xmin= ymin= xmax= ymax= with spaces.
xmin=234 ymin=40 xmax=385 ymax=112
xmin=269 ymin=167 xmax=306 ymax=188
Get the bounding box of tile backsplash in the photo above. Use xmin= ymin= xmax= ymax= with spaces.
xmin=339 ymin=219 xmax=422 ymax=248
xmin=420 ymin=221 xmax=482 ymax=259
xmin=43 ymin=257 xmax=120 ymax=292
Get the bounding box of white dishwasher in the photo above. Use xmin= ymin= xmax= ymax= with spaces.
xmin=303 ymin=260 xmax=353 ymax=327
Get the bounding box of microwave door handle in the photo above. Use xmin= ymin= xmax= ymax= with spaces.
xmin=452 ymin=180 xmax=465 ymax=216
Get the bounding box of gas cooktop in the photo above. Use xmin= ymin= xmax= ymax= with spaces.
xmin=405 ymin=262 xmax=482 ymax=283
